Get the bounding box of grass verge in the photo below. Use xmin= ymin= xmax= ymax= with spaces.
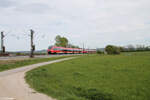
xmin=26 ymin=52 xmax=150 ymax=100
xmin=0 ymin=55 xmax=75 ymax=72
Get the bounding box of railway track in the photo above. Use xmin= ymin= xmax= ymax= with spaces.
xmin=0 ymin=54 xmax=82 ymax=61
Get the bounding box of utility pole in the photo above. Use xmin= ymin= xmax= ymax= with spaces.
xmin=1 ymin=31 xmax=5 ymax=54
xmin=83 ymin=43 xmax=85 ymax=54
xmin=30 ymin=29 xmax=35 ymax=58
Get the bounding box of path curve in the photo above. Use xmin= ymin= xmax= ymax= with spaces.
xmin=0 ymin=57 xmax=75 ymax=100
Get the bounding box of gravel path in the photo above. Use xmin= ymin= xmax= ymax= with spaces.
xmin=0 ymin=57 xmax=75 ymax=100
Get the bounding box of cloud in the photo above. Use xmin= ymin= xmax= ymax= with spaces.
xmin=0 ymin=0 xmax=17 ymax=8
xmin=14 ymin=3 xmax=51 ymax=14
xmin=0 ymin=0 xmax=150 ymax=51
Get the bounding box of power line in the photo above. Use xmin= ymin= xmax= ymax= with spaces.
xmin=0 ymin=29 xmax=48 ymax=53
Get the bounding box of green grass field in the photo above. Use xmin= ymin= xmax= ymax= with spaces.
xmin=0 ymin=55 xmax=74 ymax=72
xmin=26 ymin=52 xmax=150 ymax=100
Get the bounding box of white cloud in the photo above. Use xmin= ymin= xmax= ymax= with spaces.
xmin=0 ymin=0 xmax=150 ymax=51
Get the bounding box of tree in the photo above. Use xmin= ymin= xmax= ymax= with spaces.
xmin=55 ymin=35 xmax=68 ymax=47
xmin=105 ymin=45 xmax=120 ymax=54
xmin=126 ymin=45 xmax=135 ymax=52
xmin=136 ymin=45 xmax=145 ymax=51
xmin=118 ymin=46 xmax=124 ymax=52
xmin=68 ymin=44 xmax=79 ymax=48
xmin=54 ymin=35 xmax=80 ymax=48
xmin=97 ymin=50 xmax=104 ymax=54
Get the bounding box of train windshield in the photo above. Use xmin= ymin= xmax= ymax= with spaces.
xmin=48 ymin=46 xmax=53 ymax=49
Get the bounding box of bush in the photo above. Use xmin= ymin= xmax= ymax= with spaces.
xmin=105 ymin=45 xmax=120 ymax=55
xmin=97 ymin=50 xmax=104 ymax=54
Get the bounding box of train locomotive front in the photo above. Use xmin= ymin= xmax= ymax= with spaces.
xmin=47 ymin=46 xmax=85 ymax=54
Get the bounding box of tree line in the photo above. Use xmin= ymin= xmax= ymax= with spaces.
xmin=97 ymin=44 xmax=150 ymax=55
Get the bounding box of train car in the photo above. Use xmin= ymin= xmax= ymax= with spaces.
xmin=87 ymin=49 xmax=97 ymax=54
xmin=47 ymin=46 xmax=64 ymax=54
xmin=47 ymin=46 xmax=84 ymax=54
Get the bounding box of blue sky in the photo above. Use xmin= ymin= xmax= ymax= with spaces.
xmin=0 ymin=0 xmax=150 ymax=51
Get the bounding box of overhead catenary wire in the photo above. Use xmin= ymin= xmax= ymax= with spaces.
xmin=0 ymin=29 xmax=49 ymax=53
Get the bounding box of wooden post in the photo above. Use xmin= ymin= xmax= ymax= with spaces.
xmin=1 ymin=32 xmax=5 ymax=53
xmin=30 ymin=29 xmax=34 ymax=58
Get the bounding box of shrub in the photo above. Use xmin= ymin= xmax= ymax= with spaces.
xmin=97 ymin=50 xmax=104 ymax=54
xmin=105 ymin=45 xmax=120 ymax=55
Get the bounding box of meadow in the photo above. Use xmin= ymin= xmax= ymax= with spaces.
xmin=26 ymin=52 xmax=150 ymax=100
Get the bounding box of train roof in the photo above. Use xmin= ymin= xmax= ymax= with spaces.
xmin=52 ymin=46 xmax=82 ymax=50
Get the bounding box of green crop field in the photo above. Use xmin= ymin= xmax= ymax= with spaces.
xmin=26 ymin=52 xmax=150 ymax=100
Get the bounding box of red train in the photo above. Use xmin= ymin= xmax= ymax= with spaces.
xmin=47 ymin=46 xmax=87 ymax=54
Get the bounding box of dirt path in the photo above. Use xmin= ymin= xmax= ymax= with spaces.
xmin=0 ymin=57 xmax=75 ymax=100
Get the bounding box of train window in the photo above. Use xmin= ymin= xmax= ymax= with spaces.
xmin=68 ymin=49 xmax=72 ymax=51
xmin=63 ymin=49 xmax=68 ymax=51
xmin=54 ymin=48 xmax=59 ymax=50
xmin=75 ymin=49 xmax=79 ymax=51
xmin=48 ymin=46 xmax=53 ymax=49
xmin=53 ymin=48 xmax=62 ymax=50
